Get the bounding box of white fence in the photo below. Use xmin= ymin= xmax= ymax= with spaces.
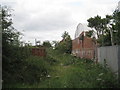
xmin=97 ymin=45 xmax=120 ymax=76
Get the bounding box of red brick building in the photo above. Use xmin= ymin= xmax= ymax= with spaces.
xmin=72 ymin=27 xmax=97 ymax=59
xmin=31 ymin=47 xmax=46 ymax=57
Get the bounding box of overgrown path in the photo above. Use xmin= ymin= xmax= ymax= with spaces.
xmin=8 ymin=49 xmax=119 ymax=88
xmin=34 ymin=49 xmax=118 ymax=88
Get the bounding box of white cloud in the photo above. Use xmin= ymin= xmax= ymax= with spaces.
xmin=1 ymin=0 xmax=119 ymax=44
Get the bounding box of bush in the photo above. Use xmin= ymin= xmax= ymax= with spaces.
xmin=45 ymin=56 xmax=58 ymax=65
xmin=2 ymin=56 xmax=51 ymax=88
xmin=21 ymin=56 xmax=50 ymax=84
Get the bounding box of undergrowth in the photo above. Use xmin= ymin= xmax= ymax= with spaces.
xmin=3 ymin=48 xmax=120 ymax=88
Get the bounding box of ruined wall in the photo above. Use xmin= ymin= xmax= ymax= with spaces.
xmin=32 ymin=47 xmax=46 ymax=57
xmin=72 ymin=36 xmax=96 ymax=59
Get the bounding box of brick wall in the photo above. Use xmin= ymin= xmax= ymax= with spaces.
xmin=31 ymin=47 xmax=46 ymax=57
xmin=72 ymin=33 xmax=96 ymax=59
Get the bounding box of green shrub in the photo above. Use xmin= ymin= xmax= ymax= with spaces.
xmin=2 ymin=56 xmax=51 ymax=88
xmin=45 ymin=56 xmax=58 ymax=65
xmin=22 ymin=56 xmax=50 ymax=84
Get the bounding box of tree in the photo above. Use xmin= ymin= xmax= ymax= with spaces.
xmin=112 ymin=9 xmax=120 ymax=45
xmin=56 ymin=31 xmax=72 ymax=54
xmin=61 ymin=31 xmax=69 ymax=40
xmin=42 ymin=41 xmax=51 ymax=48
xmin=87 ymin=2 xmax=120 ymax=46
xmin=2 ymin=6 xmax=21 ymax=58
xmin=1 ymin=5 xmax=50 ymax=86
xmin=87 ymin=15 xmax=103 ymax=39
xmin=86 ymin=30 xmax=94 ymax=38
xmin=87 ymin=15 xmax=114 ymax=46
xmin=1 ymin=6 xmax=26 ymax=85
xmin=52 ymin=40 xmax=59 ymax=48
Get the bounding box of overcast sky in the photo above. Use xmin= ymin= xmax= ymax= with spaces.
xmin=1 ymin=0 xmax=119 ymax=45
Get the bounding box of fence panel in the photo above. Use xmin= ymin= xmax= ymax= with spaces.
xmin=98 ymin=46 xmax=120 ymax=76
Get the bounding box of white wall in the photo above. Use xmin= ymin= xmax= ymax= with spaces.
xmin=98 ymin=46 xmax=120 ymax=75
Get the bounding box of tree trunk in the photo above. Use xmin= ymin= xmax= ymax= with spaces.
xmin=110 ymin=29 xmax=114 ymax=46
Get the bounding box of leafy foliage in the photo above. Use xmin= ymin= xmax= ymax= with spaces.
xmin=87 ymin=10 xmax=120 ymax=46
xmin=2 ymin=4 xmax=120 ymax=88
xmin=2 ymin=6 xmax=50 ymax=87
xmin=42 ymin=41 xmax=52 ymax=48
xmin=112 ymin=10 xmax=120 ymax=45
xmin=86 ymin=30 xmax=94 ymax=38
xmin=12 ymin=48 xmax=119 ymax=88
xmin=55 ymin=31 xmax=72 ymax=54
xmin=2 ymin=6 xmax=23 ymax=85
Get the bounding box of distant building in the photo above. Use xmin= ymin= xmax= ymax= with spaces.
xmin=72 ymin=23 xmax=97 ymax=60
xmin=31 ymin=46 xmax=46 ymax=57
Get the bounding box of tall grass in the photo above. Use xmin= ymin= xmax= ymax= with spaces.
xmin=2 ymin=55 xmax=55 ymax=88
xmin=3 ymin=48 xmax=120 ymax=88
xmin=40 ymin=48 xmax=120 ymax=88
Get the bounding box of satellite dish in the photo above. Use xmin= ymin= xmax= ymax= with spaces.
xmin=75 ymin=23 xmax=91 ymax=39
